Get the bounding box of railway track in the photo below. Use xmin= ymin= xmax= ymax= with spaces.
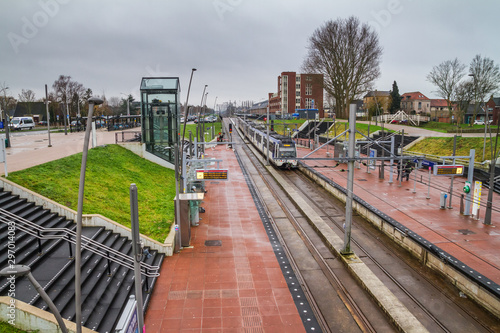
xmin=227 ymin=118 xmax=499 ymax=333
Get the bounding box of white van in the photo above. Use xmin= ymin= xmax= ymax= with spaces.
xmin=9 ymin=117 xmax=35 ymax=130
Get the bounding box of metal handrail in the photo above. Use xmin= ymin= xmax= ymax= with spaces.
xmin=360 ymin=130 xmax=400 ymax=151
xmin=0 ymin=208 xmax=160 ymax=277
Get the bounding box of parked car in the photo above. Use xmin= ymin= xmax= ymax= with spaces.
xmin=474 ymin=120 xmax=484 ymax=125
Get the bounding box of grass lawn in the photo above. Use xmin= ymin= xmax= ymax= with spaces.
xmin=420 ymin=121 xmax=497 ymax=133
xmin=181 ymin=121 xmax=222 ymax=140
xmin=0 ymin=321 xmax=33 ymax=333
xmin=6 ymin=144 xmax=175 ymax=242
xmin=407 ymin=136 xmax=499 ymax=163
xmin=328 ymin=121 xmax=393 ymax=140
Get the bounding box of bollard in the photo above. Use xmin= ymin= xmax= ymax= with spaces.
xmin=460 ymin=194 xmax=464 ymax=214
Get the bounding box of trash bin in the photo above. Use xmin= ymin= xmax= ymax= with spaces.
xmin=440 ymin=192 xmax=447 ymax=209
xmin=175 ymin=193 xmax=204 ymax=247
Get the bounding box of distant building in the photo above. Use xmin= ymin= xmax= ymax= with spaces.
xmin=13 ymin=102 xmax=46 ymax=122
xmin=430 ymin=99 xmax=456 ymax=122
xmin=362 ymin=91 xmax=390 ymax=114
xmin=401 ymin=92 xmax=431 ymax=114
xmin=268 ymin=72 xmax=324 ymax=117
xmin=486 ymin=96 xmax=500 ymax=125
xmin=247 ymin=100 xmax=268 ymax=115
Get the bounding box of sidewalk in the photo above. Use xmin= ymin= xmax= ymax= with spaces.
xmin=297 ymin=145 xmax=500 ymax=286
xmin=4 ymin=131 xmax=307 ymax=332
xmin=3 ymin=129 xmax=118 ymax=174
xmin=145 ymin=145 xmax=306 ymax=332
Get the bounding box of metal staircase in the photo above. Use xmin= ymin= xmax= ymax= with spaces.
xmin=0 ymin=189 xmax=164 ymax=333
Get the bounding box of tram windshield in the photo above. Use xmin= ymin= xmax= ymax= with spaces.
xmin=279 ymin=147 xmax=296 ymax=158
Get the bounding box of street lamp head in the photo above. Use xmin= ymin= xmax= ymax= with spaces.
xmin=89 ymin=97 xmax=104 ymax=105
xmin=192 ymin=68 xmax=197 ymax=72
xmin=0 ymin=264 xmax=31 ymax=277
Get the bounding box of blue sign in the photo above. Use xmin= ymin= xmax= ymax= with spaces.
xmin=421 ymin=160 xmax=435 ymax=168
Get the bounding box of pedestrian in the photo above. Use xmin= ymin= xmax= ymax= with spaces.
xmin=396 ymin=161 xmax=402 ymax=180
xmin=404 ymin=162 xmax=413 ymax=181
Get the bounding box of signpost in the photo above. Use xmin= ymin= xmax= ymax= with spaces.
xmin=472 ymin=181 xmax=482 ymax=218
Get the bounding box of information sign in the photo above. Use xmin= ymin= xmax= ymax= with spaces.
xmin=196 ymin=169 xmax=228 ymax=180
xmin=433 ymin=165 xmax=464 ymax=176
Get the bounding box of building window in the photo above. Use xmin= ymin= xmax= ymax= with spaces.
xmin=296 ymin=91 xmax=300 ymax=97
xmin=296 ymin=83 xmax=300 ymax=89
xmin=296 ymin=76 xmax=301 ymax=82
xmin=306 ymin=76 xmax=312 ymax=81
xmin=418 ymin=102 xmax=422 ymax=109
xmin=306 ymin=83 xmax=312 ymax=95
xmin=305 ymin=98 xmax=312 ymax=108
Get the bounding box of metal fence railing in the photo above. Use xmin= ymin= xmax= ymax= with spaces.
xmin=115 ymin=131 xmax=141 ymax=144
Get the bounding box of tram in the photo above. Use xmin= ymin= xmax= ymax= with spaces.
xmin=237 ymin=118 xmax=298 ymax=168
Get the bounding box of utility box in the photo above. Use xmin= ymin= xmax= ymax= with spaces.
xmin=175 ymin=193 xmax=204 ymax=247
xmin=440 ymin=192 xmax=447 ymax=209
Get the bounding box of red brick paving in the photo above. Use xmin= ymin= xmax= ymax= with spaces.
xmin=297 ymin=145 xmax=500 ymax=286
xmin=145 ymin=145 xmax=305 ymax=332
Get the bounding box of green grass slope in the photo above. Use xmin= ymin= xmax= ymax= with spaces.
xmin=6 ymin=144 xmax=175 ymax=242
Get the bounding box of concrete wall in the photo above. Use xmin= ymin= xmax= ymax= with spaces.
xmin=0 ymin=177 xmax=174 ymax=256
xmin=298 ymin=164 xmax=500 ymax=319
xmin=0 ymin=296 xmax=96 ymax=333
xmin=119 ymin=142 xmax=175 ymax=170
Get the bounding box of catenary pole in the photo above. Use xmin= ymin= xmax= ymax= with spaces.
xmin=342 ymin=104 xmax=356 ymax=255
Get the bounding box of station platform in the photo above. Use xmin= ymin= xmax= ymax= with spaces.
xmin=145 ymin=144 xmax=306 ymax=332
xmin=296 ymin=145 xmax=500 ymax=286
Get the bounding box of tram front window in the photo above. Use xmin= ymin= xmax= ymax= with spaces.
xmin=279 ymin=148 xmax=296 ymax=158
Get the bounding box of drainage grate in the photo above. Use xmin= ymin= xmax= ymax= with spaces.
xmin=358 ymin=179 xmax=367 ymax=181
xmin=205 ymin=240 xmax=222 ymax=246
xmin=458 ymin=229 xmax=475 ymax=235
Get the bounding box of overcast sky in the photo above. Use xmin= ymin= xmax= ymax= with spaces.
xmin=1 ymin=0 xmax=499 ymax=109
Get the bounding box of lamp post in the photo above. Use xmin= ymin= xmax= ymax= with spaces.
xmin=75 ymin=97 xmax=103 ymax=333
xmin=45 ymin=84 xmax=52 ymax=147
xmin=0 ymin=265 xmax=68 ymax=333
xmin=177 ymin=68 xmax=196 ymax=252
xmin=202 ymin=92 xmax=208 ymax=151
xmin=469 ymin=73 xmax=487 ymax=161
xmin=197 ymin=85 xmax=208 ymax=147
xmin=180 ymin=69 xmax=197 ymax=151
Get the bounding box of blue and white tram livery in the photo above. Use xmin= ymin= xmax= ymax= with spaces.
xmin=237 ymin=118 xmax=298 ymax=168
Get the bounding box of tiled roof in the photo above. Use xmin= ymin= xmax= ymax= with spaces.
xmin=401 ymin=92 xmax=429 ymax=100
xmin=364 ymin=91 xmax=390 ymax=98
xmin=431 ymin=99 xmax=451 ymax=107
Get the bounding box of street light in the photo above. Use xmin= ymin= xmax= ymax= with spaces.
xmin=177 ymin=68 xmax=196 ymax=252
xmin=0 ymin=265 xmax=68 ymax=333
xmin=75 ymin=96 xmax=103 ymax=333
xmin=469 ymin=73 xmax=487 ymax=161
xmin=45 ymin=84 xmax=52 ymax=147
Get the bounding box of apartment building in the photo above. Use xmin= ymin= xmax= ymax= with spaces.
xmin=268 ymin=72 xmax=324 ymax=117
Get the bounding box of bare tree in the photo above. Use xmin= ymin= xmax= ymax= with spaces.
xmin=454 ymin=79 xmax=474 ymax=126
xmin=18 ymin=89 xmax=36 ymax=115
xmin=469 ymin=55 xmax=500 ymax=123
xmin=302 ymin=16 xmax=382 ymax=118
xmin=68 ymin=81 xmax=85 ymax=117
xmin=427 ymin=58 xmax=466 ymax=123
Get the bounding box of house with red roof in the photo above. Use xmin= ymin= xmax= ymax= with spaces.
xmin=486 ymin=96 xmax=500 ymax=125
xmin=430 ymin=99 xmax=456 ymax=122
xmin=401 ymin=92 xmax=431 ymax=115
